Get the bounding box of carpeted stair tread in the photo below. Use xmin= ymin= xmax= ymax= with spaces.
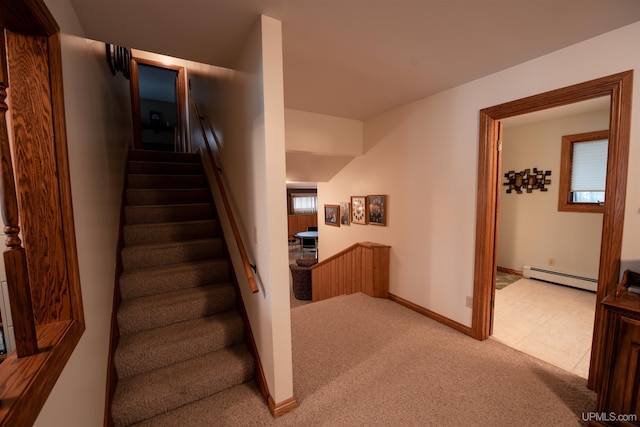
xmin=125 ymin=203 xmax=214 ymax=225
xmin=121 ymin=238 xmax=224 ymax=270
xmin=128 ymin=160 xmax=203 ymax=176
xmin=119 ymin=259 xmax=230 ymax=300
xmin=131 ymin=382 xmax=264 ymax=427
xmin=115 ymin=311 xmax=245 ymax=379
xmin=112 ymin=343 xmax=254 ymax=427
xmin=128 ymin=149 xmax=200 ymax=163
xmin=127 ymin=174 xmax=207 ymax=190
xmin=126 ymin=188 xmax=210 ymax=206
xmin=118 ymin=283 xmax=236 ymax=336
xmin=123 ymin=219 xmax=218 ymax=246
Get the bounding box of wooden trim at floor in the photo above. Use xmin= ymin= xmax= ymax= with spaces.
xmin=497 ymin=266 xmax=523 ymax=276
xmin=388 ymin=293 xmax=474 ymax=338
xmin=268 ymin=395 xmax=297 ymax=418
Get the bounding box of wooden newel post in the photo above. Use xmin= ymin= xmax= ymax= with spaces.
xmin=0 ymin=36 xmax=38 ymax=357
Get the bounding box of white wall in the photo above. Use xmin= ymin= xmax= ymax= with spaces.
xmin=220 ymin=15 xmax=294 ymax=404
xmin=319 ymin=21 xmax=640 ymax=328
xmin=285 ymin=109 xmax=363 ymax=156
xmin=498 ymin=109 xmax=609 ymax=279
xmin=36 ymin=0 xmax=133 ymax=425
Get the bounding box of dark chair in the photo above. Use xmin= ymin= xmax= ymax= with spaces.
xmin=290 ymin=258 xmax=318 ymax=300
xmin=307 ymin=226 xmax=318 ymax=231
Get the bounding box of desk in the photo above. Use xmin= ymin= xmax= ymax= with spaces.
xmin=295 ymin=231 xmax=318 ymax=259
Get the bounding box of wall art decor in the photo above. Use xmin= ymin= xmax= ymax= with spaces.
xmin=503 ymin=168 xmax=551 ymax=194
xmin=351 ymin=196 xmax=368 ymax=225
xmin=367 ymin=195 xmax=387 ymax=226
xmin=324 ymin=204 xmax=340 ymax=227
xmin=340 ymin=202 xmax=350 ymax=226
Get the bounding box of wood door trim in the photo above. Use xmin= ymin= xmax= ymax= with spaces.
xmin=129 ymin=57 xmax=187 ymax=151
xmin=471 ymin=71 xmax=633 ymax=391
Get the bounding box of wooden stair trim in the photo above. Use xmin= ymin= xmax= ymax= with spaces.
xmin=268 ymin=395 xmax=297 ymax=418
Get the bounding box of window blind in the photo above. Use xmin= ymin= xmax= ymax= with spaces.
xmin=571 ymin=139 xmax=608 ymax=192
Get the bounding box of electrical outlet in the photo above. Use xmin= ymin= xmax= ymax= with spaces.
xmin=466 ymin=296 xmax=473 ymax=308
xmin=548 ymin=258 xmax=556 ymax=266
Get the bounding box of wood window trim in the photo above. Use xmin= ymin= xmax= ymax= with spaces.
xmin=0 ymin=1 xmax=85 ymax=425
xmin=558 ymin=129 xmax=609 ymax=213
xmin=472 ymin=70 xmax=633 ymax=393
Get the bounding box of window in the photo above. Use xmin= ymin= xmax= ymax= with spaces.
xmin=291 ymin=193 xmax=318 ymax=214
xmin=558 ymin=129 xmax=609 ymax=213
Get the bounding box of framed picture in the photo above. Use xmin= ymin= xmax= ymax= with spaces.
xmin=351 ymin=196 xmax=368 ymax=225
xmin=368 ymin=195 xmax=387 ymax=226
xmin=324 ymin=204 xmax=340 ymax=227
xmin=339 ymin=202 xmax=350 ymax=226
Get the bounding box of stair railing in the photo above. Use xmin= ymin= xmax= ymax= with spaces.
xmin=192 ymin=103 xmax=259 ymax=293
xmin=0 ymin=56 xmax=38 ymax=357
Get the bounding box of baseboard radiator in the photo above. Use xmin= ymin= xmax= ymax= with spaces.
xmin=522 ymin=265 xmax=597 ymax=292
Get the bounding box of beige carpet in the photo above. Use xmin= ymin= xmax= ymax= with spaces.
xmin=136 ymin=292 xmax=595 ymax=426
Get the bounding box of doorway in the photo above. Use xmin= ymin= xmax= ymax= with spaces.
xmin=491 ymin=99 xmax=609 ymax=378
xmin=471 ymin=71 xmax=633 ymax=390
xmin=130 ymin=58 xmax=188 ymax=152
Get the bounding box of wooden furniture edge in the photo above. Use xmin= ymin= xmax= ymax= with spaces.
xmin=388 ymin=293 xmax=473 ymax=337
xmin=268 ymin=395 xmax=297 ymax=418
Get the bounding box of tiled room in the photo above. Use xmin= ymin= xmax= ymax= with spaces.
xmin=491 ymin=277 xmax=596 ymax=379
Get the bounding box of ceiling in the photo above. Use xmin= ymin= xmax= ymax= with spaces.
xmin=70 ymin=0 xmax=640 ymax=121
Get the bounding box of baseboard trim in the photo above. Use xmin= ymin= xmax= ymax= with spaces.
xmin=268 ymin=395 xmax=297 ymax=418
xmin=497 ymin=266 xmax=523 ymax=276
xmin=388 ymin=293 xmax=473 ymax=338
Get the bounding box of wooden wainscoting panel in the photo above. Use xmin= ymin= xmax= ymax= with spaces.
xmin=312 ymin=242 xmax=390 ymax=302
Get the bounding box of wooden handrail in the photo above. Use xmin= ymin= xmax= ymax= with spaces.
xmin=0 ymin=41 xmax=38 ymax=357
xmin=192 ymin=103 xmax=258 ymax=293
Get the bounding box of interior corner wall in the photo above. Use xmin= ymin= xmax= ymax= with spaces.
xmin=285 ymin=108 xmax=363 ymax=156
xmin=36 ymin=0 xmax=133 ymax=425
xmin=318 ymin=21 xmax=640 ymax=328
xmin=220 ymin=15 xmax=293 ymax=404
xmin=497 ymin=110 xmax=609 ymax=279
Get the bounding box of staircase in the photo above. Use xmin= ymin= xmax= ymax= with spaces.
xmin=111 ymin=149 xmax=255 ymax=426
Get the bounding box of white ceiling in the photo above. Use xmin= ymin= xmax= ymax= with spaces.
xmin=69 ymin=0 xmax=640 ymax=121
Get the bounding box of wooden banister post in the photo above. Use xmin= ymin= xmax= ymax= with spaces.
xmin=0 ymin=34 xmax=38 ymax=357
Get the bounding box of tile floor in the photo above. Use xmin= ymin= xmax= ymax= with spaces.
xmin=491 ymin=277 xmax=596 ymax=379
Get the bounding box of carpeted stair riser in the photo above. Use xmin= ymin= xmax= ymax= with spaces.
xmin=128 ymin=160 xmax=203 ymax=176
xmin=125 ymin=203 xmax=214 ymax=225
xmin=126 ymin=188 xmax=210 ymax=206
xmin=131 ymin=382 xmax=259 ymax=427
xmin=112 ymin=344 xmax=254 ymax=427
xmin=127 ymin=174 xmax=207 ymax=190
xmin=118 ymin=283 xmax=236 ymax=336
xmin=119 ymin=259 xmax=229 ymax=300
xmin=115 ymin=311 xmax=245 ymax=378
xmin=123 ymin=219 xmax=218 ymax=246
xmin=121 ymin=238 xmax=224 ymax=270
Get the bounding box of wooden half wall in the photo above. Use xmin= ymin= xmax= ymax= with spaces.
xmin=311 ymin=242 xmax=390 ymax=302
